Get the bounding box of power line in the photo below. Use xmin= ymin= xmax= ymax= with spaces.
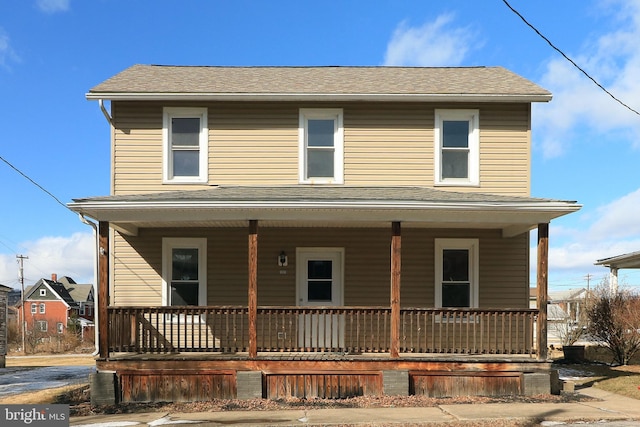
xmin=0 ymin=154 xmax=71 ymax=211
xmin=501 ymin=0 xmax=640 ymax=117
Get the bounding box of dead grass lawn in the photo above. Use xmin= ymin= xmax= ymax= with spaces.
xmin=5 ymin=354 xmax=96 ymax=367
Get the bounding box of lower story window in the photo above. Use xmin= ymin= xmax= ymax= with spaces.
xmin=37 ymin=320 xmax=48 ymax=332
xmin=162 ymin=238 xmax=207 ymax=306
xmin=435 ymin=238 xmax=479 ymax=308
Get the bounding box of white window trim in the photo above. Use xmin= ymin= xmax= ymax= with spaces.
xmin=434 ymin=109 xmax=479 ymax=186
xmin=57 ymin=322 xmax=64 ymax=334
xmin=31 ymin=303 xmax=37 ymax=314
xmin=39 ymin=289 xmax=46 ymax=296
xmin=162 ymin=107 xmax=209 ymax=184
xmin=161 ymin=237 xmax=207 ymax=306
xmin=434 ymin=238 xmax=479 ymax=309
xmin=298 ymin=108 xmax=344 ymax=184
xmin=39 ymin=303 xmax=45 ymax=314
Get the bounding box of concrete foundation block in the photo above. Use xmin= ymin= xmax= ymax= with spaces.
xmin=0 ymin=355 xmax=5 ymax=368
xmin=383 ymin=370 xmax=409 ymax=396
xmin=550 ymin=369 xmax=561 ymax=395
xmin=563 ymin=380 xmax=575 ymax=392
xmin=523 ymin=372 xmax=551 ymax=396
xmin=237 ymin=371 xmax=263 ymax=400
xmin=90 ymin=372 xmax=118 ymax=406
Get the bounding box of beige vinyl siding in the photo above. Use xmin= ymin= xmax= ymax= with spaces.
xmin=344 ymin=105 xmax=432 ymax=185
xmin=477 ymin=104 xmax=531 ymax=196
xmin=112 ymin=103 xmax=163 ymax=195
xmin=210 ymin=104 xmax=298 ymax=185
xmin=111 ymin=101 xmax=531 ymax=196
xmin=112 ymin=227 xmax=528 ymax=310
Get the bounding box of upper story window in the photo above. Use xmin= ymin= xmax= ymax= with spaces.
xmin=39 ymin=303 xmax=45 ymax=314
xmin=299 ymin=109 xmax=344 ymax=184
xmin=434 ymin=238 xmax=479 ymax=308
xmin=39 ymin=289 xmax=46 ymax=296
xmin=163 ymin=107 xmax=208 ymax=184
xmin=434 ymin=109 xmax=479 ymax=186
xmin=31 ymin=303 xmax=37 ymax=314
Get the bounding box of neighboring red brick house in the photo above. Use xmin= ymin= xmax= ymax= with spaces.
xmin=18 ymin=274 xmax=93 ymax=335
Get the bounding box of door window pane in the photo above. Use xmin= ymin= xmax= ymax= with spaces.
xmin=308 ymin=281 xmax=332 ymax=302
xmin=307 ymin=260 xmax=333 ymax=302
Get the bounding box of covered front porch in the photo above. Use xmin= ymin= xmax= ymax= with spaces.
xmin=69 ymin=186 xmax=579 ymax=403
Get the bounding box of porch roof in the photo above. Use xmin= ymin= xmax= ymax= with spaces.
xmin=69 ymin=186 xmax=580 ymax=237
xmin=595 ymin=250 xmax=640 ymax=269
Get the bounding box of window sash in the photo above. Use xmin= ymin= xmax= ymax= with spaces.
xmin=38 ymin=321 xmax=47 ymax=332
xmin=163 ymin=108 xmax=208 ymax=183
xmin=435 ymin=110 xmax=479 ymax=186
xmin=435 ymin=239 xmax=479 ymax=308
xmin=299 ymin=109 xmax=343 ymax=184
xmin=162 ymin=238 xmax=207 ymax=307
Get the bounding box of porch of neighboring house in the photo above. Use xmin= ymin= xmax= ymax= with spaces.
xmin=92 ymin=221 xmax=555 ymax=404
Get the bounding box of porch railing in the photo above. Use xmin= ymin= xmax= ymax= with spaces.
xmin=107 ymin=306 xmax=536 ymax=355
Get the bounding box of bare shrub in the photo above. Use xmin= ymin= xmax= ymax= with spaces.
xmin=585 ymin=284 xmax=640 ymax=365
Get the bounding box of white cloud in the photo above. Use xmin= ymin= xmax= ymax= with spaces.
xmin=531 ymin=187 xmax=640 ymax=285
xmin=36 ymin=0 xmax=70 ymax=13
xmin=0 ymin=232 xmax=95 ymax=289
xmin=533 ymin=0 xmax=640 ymax=158
xmin=0 ymin=27 xmax=20 ymax=70
xmin=383 ymin=13 xmax=478 ymax=66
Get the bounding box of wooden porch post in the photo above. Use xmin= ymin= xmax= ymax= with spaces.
xmin=248 ymin=220 xmax=258 ymax=359
xmin=390 ymin=221 xmax=401 ymax=358
xmin=98 ymin=221 xmax=110 ymax=359
xmin=536 ymin=223 xmax=549 ymax=360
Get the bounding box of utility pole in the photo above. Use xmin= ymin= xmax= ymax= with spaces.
xmin=585 ymin=273 xmax=592 ymax=293
xmin=16 ymin=255 xmax=28 ymax=354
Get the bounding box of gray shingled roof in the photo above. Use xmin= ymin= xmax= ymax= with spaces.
xmin=87 ymin=65 xmax=551 ymax=102
xmin=73 ymin=186 xmax=571 ymax=205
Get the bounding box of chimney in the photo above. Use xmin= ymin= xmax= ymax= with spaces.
xmin=51 ymin=273 xmax=57 ymax=282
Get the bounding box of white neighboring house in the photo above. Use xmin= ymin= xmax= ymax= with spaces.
xmin=595 ymin=250 xmax=640 ymax=293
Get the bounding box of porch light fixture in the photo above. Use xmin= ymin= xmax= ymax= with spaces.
xmin=278 ymin=251 xmax=288 ymax=267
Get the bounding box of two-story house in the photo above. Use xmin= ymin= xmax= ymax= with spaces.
xmin=70 ymin=65 xmax=580 ymax=404
xmin=20 ymin=274 xmax=78 ymax=336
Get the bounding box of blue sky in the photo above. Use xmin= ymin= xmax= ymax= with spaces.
xmin=1 ymin=0 xmax=639 ymax=292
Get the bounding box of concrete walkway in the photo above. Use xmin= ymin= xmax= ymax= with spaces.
xmin=70 ymin=387 xmax=640 ymax=426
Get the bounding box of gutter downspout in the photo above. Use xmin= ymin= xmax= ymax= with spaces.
xmin=79 ymin=214 xmax=100 ymax=356
xmin=98 ymin=99 xmax=113 ymax=125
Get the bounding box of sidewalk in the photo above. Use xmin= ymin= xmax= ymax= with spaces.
xmin=70 ymin=387 xmax=640 ymax=426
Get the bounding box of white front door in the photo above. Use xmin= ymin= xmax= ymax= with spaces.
xmin=297 ymin=248 xmax=344 ymax=349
